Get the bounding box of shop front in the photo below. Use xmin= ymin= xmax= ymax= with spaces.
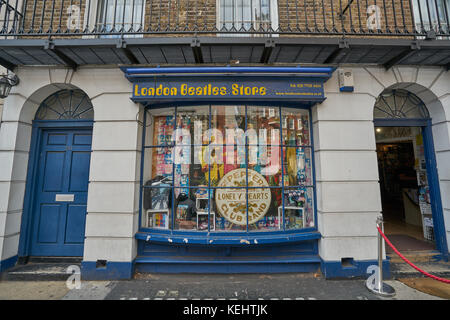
xmin=1 ymin=65 xmax=449 ymax=280
xmin=123 ymin=66 xmax=333 ymax=273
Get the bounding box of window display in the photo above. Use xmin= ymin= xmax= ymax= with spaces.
xmin=141 ymin=105 xmax=315 ymax=233
xmin=146 ymin=210 xmax=169 ymax=229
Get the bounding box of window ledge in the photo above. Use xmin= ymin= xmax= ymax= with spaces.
xmin=135 ymin=230 xmax=321 ymax=246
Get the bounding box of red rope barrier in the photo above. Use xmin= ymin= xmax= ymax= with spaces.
xmin=377 ymin=226 xmax=450 ymax=284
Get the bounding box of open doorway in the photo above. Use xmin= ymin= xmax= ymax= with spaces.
xmin=375 ymin=126 xmax=435 ymax=252
xmin=373 ymin=88 xmax=448 ymax=257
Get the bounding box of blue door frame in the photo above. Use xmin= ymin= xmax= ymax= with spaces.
xmin=18 ymin=120 xmax=93 ymax=258
xmin=374 ymin=118 xmax=449 ymax=258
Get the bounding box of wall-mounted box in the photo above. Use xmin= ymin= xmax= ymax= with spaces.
xmin=338 ymin=69 xmax=354 ymax=92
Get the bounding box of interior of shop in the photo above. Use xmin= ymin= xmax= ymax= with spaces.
xmin=375 ymin=126 xmax=435 ymax=252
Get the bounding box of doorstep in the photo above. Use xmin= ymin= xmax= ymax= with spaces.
xmin=0 ymin=257 xmax=81 ymax=281
xmin=388 ymin=251 xmax=450 ymax=279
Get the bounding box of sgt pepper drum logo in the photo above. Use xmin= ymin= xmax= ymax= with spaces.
xmin=215 ymin=169 xmax=271 ymax=226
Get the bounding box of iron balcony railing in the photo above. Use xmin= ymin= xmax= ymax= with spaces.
xmin=0 ymin=0 xmax=449 ymax=38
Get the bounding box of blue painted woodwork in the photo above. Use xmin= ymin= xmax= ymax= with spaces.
xmin=121 ymin=66 xmax=335 ymax=76
xmin=28 ymin=128 xmax=92 ymax=257
xmin=135 ymin=230 xmax=321 ymax=246
xmin=19 ymin=121 xmax=93 ymax=258
xmin=135 ymin=238 xmax=320 ymax=274
xmin=135 ymin=259 xmax=321 ymax=274
xmin=0 ymin=255 xmax=18 ymax=273
xmin=320 ymin=258 xmax=391 ymax=279
xmin=81 ymin=261 xmax=135 ymax=280
xmin=422 ymin=122 xmax=449 ymax=256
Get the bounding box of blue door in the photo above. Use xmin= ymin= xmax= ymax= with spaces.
xmin=30 ymin=128 xmax=92 ymax=256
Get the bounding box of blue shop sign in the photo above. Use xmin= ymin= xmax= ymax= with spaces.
xmin=122 ymin=67 xmax=334 ymax=104
xmin=131 ymin=77 xmax=324 ymax=102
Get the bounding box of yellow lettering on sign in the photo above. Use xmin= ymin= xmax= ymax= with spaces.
xmin=135 ymin=83 xmax=269 ymax=97
xmin=231 ymin=83 xmax=266 ymax=96
xmin=181 ymin=84 xmax=187 ymax=95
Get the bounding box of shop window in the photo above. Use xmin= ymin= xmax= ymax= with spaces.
xmin=141 ymin=105 xmax=315 ymax=233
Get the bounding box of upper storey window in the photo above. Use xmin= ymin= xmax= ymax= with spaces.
xmin=96 ymin=0 xmax=145 ymax=34
xmin=413 ymin=0 xmax=450 ymax=33
xmin=217 ymin=0 xmax=278 ymax=33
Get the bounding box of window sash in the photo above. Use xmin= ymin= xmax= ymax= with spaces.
xmin=219 ymin=0 xmax=275 ymax=31
xmin=413 ymin=0 xmax=450 ymax=32
xmin=96 ymin=0 xmax=144 ymax=31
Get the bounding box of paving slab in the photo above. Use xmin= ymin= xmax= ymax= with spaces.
xmin=103 ymin=273 xmax=443 ymax=300
xmin=397 ymin=278 xmax=450 ymax=299
xmin=62 ymin=281 xmax=115 ymax=300
xmin=0 ymin=281 xmax=69 ymax=300
xmin=1 ymin=263 xmax=79 ymax=281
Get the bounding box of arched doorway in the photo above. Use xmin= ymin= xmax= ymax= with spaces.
xmin=374 ymin=88 xmax=447 ymax=255
xmin=21 ymin=89 xmax=94 ymax=257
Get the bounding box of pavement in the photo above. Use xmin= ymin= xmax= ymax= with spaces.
xmin=0 ymin=272 xmax=448 ymax=300
xmin=1 ymin=253 xmax=449 ymax=301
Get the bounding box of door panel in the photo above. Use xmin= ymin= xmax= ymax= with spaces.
xmin=47 ymin=133 xmax=67 ymax=145
xmin=42 ymin=151 xmax=65 ymax=191
xmin=37 ymin=204 xmax=61 ymax=243
xmin=69 ymin=151 xmax=91 ymax=192
xmin=30 ymin=128 xmax=92 ymax=257
xmin=73 ymin=133 xmax=92 ymax=145
xmin=65 ymin=204 xmax=88 ymax=244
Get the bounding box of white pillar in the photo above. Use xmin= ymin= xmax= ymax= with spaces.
xmin=75 ymin=78 xmax=141 ymax=279
xmin=314 ymin=69 xmax=384 ymax=278
xmin=0 ymin=93 xmax=33 ymax=271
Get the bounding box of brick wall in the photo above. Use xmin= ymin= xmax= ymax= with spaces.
xmin=17 ymin=0 xmax=416 ymax=36
xmin=22 ymin=0 xmax=87 ymax=33
xmin=145 ymin=0 xmax=216 ymax=32
xmin=277 ymin=0 xmax=414 ymax=34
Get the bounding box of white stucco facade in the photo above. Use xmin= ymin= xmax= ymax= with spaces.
xmin=316 ymin=67 xmax=450 ymax=263
xmin=0 ymin=65 xmax=448 ymax=277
